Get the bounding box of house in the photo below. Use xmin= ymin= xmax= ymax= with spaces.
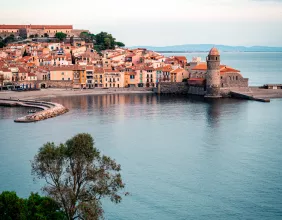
xmin=94 ymin=67 xmax=104 ymax=88
xmin=104 ymin=69 xmax=124 ymax=88
xmin=49 ymin=66 xmax=74 ymax=81
xmin=27 ymin=73 xmax=37 ymax=81
xmin=170 ymin=68 xmax=189 ymax=82
xmin=86 ymin=66 xmax=94 ymax=89
xmin=156 ymin=65 xmax=173 ymax=83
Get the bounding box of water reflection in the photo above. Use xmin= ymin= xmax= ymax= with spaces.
xmin=1 ymin=94 xmax=282 ymax=220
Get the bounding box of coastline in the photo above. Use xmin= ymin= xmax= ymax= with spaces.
xmin=0 ymin=88 xmax=154 ymax=100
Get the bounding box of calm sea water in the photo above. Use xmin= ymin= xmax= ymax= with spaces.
xmin=163 ymin=52 xmax=282 ymax=86
xmin=0 ymin=53 xmax=282 ymax=219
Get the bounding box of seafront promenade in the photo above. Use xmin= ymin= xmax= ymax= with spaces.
xmin=0 ymin=88 xmax=154 ymax=100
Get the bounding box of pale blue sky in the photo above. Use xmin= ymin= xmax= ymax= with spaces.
xmin=1 ymin=0 xmax=282 ymax=46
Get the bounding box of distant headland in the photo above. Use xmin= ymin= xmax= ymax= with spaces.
xmin=131 ymin=44 xmax=282 ymax=53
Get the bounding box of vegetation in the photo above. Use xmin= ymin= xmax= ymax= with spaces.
xmin=31 ymin=133 xmax=126 ymax=220
xmin=79 ymin=31 xmax=125 ymax=52
xmin=0 ymin=191 xmax=65 ymax=219
xmin=23 ymin=49 xmax=29 ymax=57
xmin=0 ymin=34 xmax=16 ymax=48
xmin=115 ymin=42 xmax=125 ymax=47
xmin=55 ymin=32 xmax=67 ymax=42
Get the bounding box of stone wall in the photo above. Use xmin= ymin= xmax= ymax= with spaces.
xmin=14 ymin=100 xmax=68 ymax=123
xmin=19 ymin=80 xmax=73 ymax=89
xmin=221 ymin=73 xmax=249 ymax=88
xmin=188 ymin=86 xmax=206 ymax=96
xmin=158 ymin=82 xmax=189 ymax=94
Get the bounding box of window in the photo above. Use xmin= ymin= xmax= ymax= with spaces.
xmin=236 ymin=76 xmax=238 ymax=80
xmin=68 ymin=78 xmax=70 ymax=80
xmin=62 ymin=78 xmax=64 ymax=80
xmin=117 ymin=78 xmax=119 ymax=81
xmin=105 ymin=78 xmax=107 ymax=81
xmin=61 ymin=72 xmax=64 ymax=75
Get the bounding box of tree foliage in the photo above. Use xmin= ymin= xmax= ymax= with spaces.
xmin=23 ymin=49 xmax=29 ymax=57
xmin=115 ymin=42 xmax=125 ymax=47
xmin=0 ymin=191 xmax=64 ymax=220
xmin=80 ymin=31 xmax=125 ymax=52
xmin=31 ymin=133 xmax=126 ymax=220
xmin=55 ymin=32 xmax=67 ymax=42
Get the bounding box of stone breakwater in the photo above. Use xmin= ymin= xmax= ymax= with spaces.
xmin=0 ymin=99 xmax=68 ymax=123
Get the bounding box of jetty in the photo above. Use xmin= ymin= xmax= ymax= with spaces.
xmin=0 ymin=99 xmax=68 ymax=123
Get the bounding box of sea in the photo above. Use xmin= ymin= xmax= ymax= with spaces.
xmin=0 ymin=52 xmax=282 ymax=220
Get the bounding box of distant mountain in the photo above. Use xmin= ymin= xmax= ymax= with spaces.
xmin=131 ymin=44 xmax=282 ymax=52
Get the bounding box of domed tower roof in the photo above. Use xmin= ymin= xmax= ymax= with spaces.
xmin=209 ymin=47 xmax=220 ymax=56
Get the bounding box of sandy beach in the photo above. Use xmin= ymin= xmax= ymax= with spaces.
xmin=0 ymin=88 xmax=154 ymax=100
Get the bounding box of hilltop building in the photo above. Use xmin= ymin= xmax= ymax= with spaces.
xmin=0 ymin=25 xmax=88 ymax=38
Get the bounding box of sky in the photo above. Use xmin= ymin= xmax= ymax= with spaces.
xmin=1 ymin=0 xmax=282 ymax=47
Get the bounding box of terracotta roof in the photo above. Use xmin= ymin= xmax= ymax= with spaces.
xmin=189 ymin=78 xmax=205 ymax=81
xmin=191 ymin=63 xmax=207 ymax=70
xmin=94 ymin=68 xmax=104 ymax=73
xmin=171 ymin=68 xmax=184 ymax=74
xmin=155 ymin=65 xmax=172 ymax=72
xmin=86 ymin=66 xmax=94 ymax=71
xmin=174 ymin=56 xmax=187 ymax=61
xmin=49 ymin=66 xmax=75 ymax=71
xmin=220 ymin=66 xmax=240 ymax=73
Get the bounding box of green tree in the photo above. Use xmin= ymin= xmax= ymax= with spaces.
xmin=0 ymin=191 xmax=65 ymax=220
xmin=115 ymin=42 xmax=125 ymax=47
xmin=23 ymin=49 xmax=28 ymax=57
xmin=26 ymin=193 xmax=65 ymax=220
xmin=31 ymin=133 xmax=126 ymax=220
xmin=0 ymin=191 xmax=26 ymax=220
xmin=55 ymin=32 xmax=67 ymax=42
xmin=0 ymin=41 xmax=5 ymax=48
xmin=3 ymin=34 xmax=15 ymax=44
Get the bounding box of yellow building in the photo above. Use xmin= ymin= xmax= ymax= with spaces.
xmin=73 ymin=65 xmax=86 ymax=89
xmin=170 ymin=68 xmax=189 ymax=82
xmin=124 ymin=71 xmax=137 ymax=87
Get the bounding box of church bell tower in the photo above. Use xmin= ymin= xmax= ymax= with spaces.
xmin=205 ymin=47 xmax=221 ymax=98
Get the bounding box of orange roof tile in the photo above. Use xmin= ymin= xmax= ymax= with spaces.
xmin=192 ymin=63 xmax=207 ymax=70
